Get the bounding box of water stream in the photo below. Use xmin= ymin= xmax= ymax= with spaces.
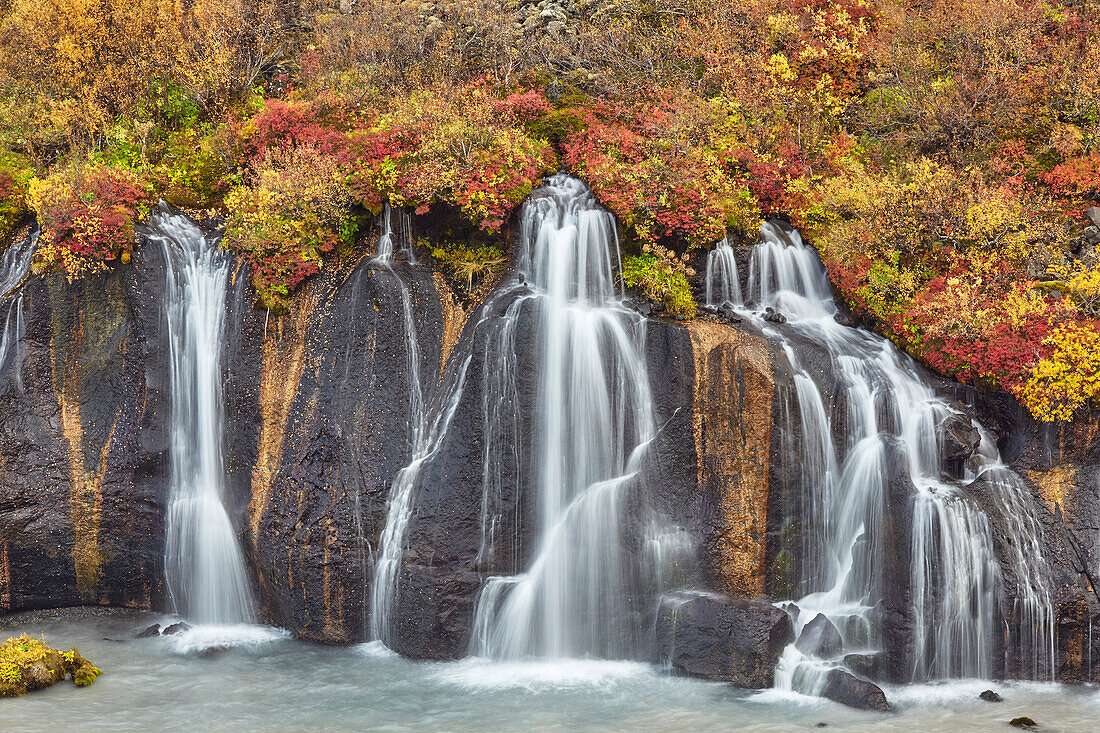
xmin=707 ymin=222 xmax=1054 ymax=688
xmin=147 ymin=206 xmax=255 ymax=626
xmin=0 ymin=228 xmax=37 ymax=390
xmin=469 ymin=174 xmax=656 ymax=660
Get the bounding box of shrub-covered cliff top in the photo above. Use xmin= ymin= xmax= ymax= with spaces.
xmin=0 ymin=0 xmax=1097 ymax=420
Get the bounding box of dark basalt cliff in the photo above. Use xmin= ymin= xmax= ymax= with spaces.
xmin=2 ymin=220 xmax=1099 ymax=683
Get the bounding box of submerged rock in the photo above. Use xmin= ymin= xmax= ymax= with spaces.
xmin=1009 ymin=717 xmax=1038 ymax=730
xmin=980 ymin=689 xmax=1003 ymax=702
xmin=796 ymin=614 xmax=843 ymax=658
xmin=162 ymin=622 xmax=192 ymax=636
xmin=137 ymin=623 xmax=161 ymax=638
xmin=655 ymin=591 xmax=793 ymax=688
xmin=821 ymin=668 xmax=890 ymax=711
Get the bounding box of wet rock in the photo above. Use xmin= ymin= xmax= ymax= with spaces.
xmin=1009 ymin=717 xmax=1038 ymax=730
xmin=162 ymin=622 xmax=191 ymax=636
xmin=136 ymin=624 xmax=161 ymax=638
xmin=763 ymin=307 xmax=787 ymax=324
xmin=796 ymin=613 xmax=843 ymax=658
xmin=843 ymin=653 xmax=879 ymax=681
xmin=942 ymin=413 xmax=981 ymax=462
xmin=979 ymin=689 xmax=1003 ymax=702
xmin=821 ymin=668 xmax=890 ymax=711
xmin=197 ymin=645 xmax=230 ymax=659
xmin=655 ymin=591 xmax=794 ymax=688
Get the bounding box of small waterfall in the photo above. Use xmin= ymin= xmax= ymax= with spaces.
xmin=369 ymin=205 xmax=470 ymax=646
xmin=376 ymin=202 xmax=415 ymax=264
xmin=704 ymin=236 xmax=742 ymax=308
xmin=717 ymin=222 xmax=1052 ymax=685
xmin=469 ymin=174 xmax=656 ymax=660
xmin=0 ymin=229 xmax=37 ymax=390
xmin=148 ymin=206 xmax=254 ymax=625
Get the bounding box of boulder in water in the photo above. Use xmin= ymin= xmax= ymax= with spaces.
xmin=979 ymin=689 xmax=1003 ymax=702
xmin=843 ymin=653 xmax=880 ymax=681
xmin=655 ymin=591 xmax=793 ymax=688
xmin=796 ymin=613 xmax=843 ymax=658
xmin=136 ymin=623 xmax=161 ymax=638
xmin=1009 ymin=717 xmax=1038 ymax=730
xmin=822 ymin=668 xmax=890 ymax=711
xmin=942 ymin=413 xmax=981 ymax=462
xmin=162 ymin=622 xmax=192 ymax=636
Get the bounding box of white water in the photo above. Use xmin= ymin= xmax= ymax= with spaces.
xmin=704 ymin=235 xmax=742 ymax=308
xmin=148 ymin=206 xmax=254 ymax=625
xmin=370 ymin=203 xmax=471 ymax=646
xmin=0 ymin=228 xmax=37 ymax=389
xmin=469 ymin=174 xmax=656 ymax=660
xmin=717 ymin=222 xmax=1053 ymax=687
xmin=9 ymin=610 xmax=1096 ymax=733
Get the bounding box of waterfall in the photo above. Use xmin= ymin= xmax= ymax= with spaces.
xmin=369 ymin=205 xmax=470 ymax=646
xmin=148 ymin=206 xmax=254 ymax=625
xmin=377 ymin=202 xmax=415 ymax=264
xmin=704 ymin=236 xmax=742 ymax=308
xmin=469 ymin=174 xmax=656 ymax=660
xmin=718 ymin=222 xmax=1052 ymax=685
xmin=0 ymin=229 xmax=37 ymax=391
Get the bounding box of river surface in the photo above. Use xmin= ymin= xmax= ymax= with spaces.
xmin=0 ymin=609 xmax=1096 ymax=732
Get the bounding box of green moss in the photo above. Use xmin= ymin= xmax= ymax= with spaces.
xmin=0 ymin=634 xmax=100 ymax=697
xmin=431 ymin=242 xmax=507 ymax=293
xmin=621 ymin=253 xmax=697 ymax=317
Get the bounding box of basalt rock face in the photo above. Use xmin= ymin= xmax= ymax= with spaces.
xmin=0 ymin=243 xmax=171 ymax=613
xmin=239 ymin=257 xmax=449 ymax=643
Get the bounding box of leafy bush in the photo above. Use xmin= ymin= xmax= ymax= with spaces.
xmin=0 ymin=157 xmax=31 ymax=246
xmin=224 ymin=146 xmax=357 ymax=312
xmin=345 ymin=87 xmax=558 ymax=231
xmin=27 ymin=163 xmax=154 ymax=281
xmin=622 ymin=247 xmax=698 ymax=318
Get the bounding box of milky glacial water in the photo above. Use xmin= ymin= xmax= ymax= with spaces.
xmin=1 ymin=609 xmax=1095 ymax=732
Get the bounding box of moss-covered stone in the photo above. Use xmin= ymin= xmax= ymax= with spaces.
xmin=0 ymin=634 xmax=100 ymax=696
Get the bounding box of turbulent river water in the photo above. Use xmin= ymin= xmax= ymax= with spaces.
xmin=1 ymin=609 xmax=1096 ymax=733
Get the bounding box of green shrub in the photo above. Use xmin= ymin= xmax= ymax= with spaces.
xmin=622 ymin=249 xmax=697 ymax=318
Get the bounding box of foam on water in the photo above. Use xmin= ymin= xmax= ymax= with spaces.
xmin=433 ymin=658 xmax=655 ymax=691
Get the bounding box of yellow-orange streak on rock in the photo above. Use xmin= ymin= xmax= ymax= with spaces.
xmin=687 ymin=320 xmax=773 ymax=598
xmin=432 ymin=272 xmax=467 ymax=373
xmin=249 ymin=294 xmax=316 ymax=544
xmin=0 ymin=542 xmax=10 ymax=610
xmin=1027 ymin=466 xmax=1076 ymax=516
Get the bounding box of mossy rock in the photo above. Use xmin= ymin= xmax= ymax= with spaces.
xmin=0 ymin=634 xmax=101 ymax=697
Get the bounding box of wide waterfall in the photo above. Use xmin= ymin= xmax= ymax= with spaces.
xmin=468 ymin=174 xmax=656 ymax=660
xmin=0 ymin=228 xmax=36 ymax=390
xmin=707 ymin=222 xmax=1053 ymax=686
xmin=148 ymin=206 xmax=255 ymax=625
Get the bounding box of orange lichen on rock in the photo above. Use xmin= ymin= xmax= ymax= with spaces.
xmin=687 ymin=320 xmax=774 ymax=598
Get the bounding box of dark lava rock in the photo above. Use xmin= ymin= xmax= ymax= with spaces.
xmin=796 ymin=613 xmax=843 ymax=658
xmin=763 ymin=307 xmax=787 ymax=324
xmin=843 ymin=653 xmax=879 ymax=681
xmin=1009 ymin=717 xmax=1038 ymax=730
xmin=942 ymin=413 xmax=981 ymax=461
xmin=980 ymin=689 xmax=1003 ymax=702
xmin=162 ymin=622 xmax=191 ymax=636
xmin=136 ymin=624 xmax=161 ymax=638
xmin=655 ymin=591 xmax=793 ymax=688
xmin=822 ymin=668 xmax=890 ymax=711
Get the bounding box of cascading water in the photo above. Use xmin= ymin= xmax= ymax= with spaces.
xmin=369 ymin=204 xmax=471 ymax=646
xmin=0 ymin=228 xmax=37 ymax=390
xmin=704 ymin=236 xmax=741 ymax=308
xmin=148 ymin=206 xmax=254 ymax=625
xmin=711 ymin=222 xmax=1052 ymax=687
xmin=469 ymin=174 xmax=656 ymax=660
